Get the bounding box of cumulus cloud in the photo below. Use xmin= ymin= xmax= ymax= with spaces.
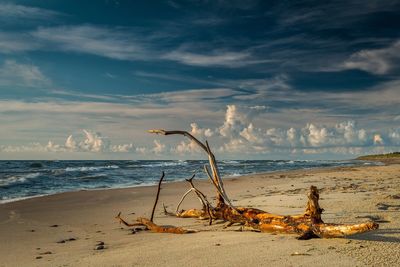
xmin=211 ymin=105 xmax=395 ymax=156
xmin=110 ymin=144 xmax=135 ymax=153
xmin=80 ymin=130 xmax=109 ymax=152
xmin=219 ymin=104 xmax=266 ymax=138
xmin=388 ymin=128 xmax=400 ymax=145
xmin=173 ymin=123 xmax=214 ymax=154
xmin=1 ymin=103 xmax=399 ymax=158
xmin=152 ymin=140 xmax=166 ymax=154
xmin=0 ymin=130 xmax=135 ymax=154
xmin=65 ymin=135 xmax=77 ymax=150
xmin=373 ymin=134 xmax=384 ymax=145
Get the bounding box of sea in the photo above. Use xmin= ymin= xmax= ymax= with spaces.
xmin=0 ymin=159 xmax=379 ymax=204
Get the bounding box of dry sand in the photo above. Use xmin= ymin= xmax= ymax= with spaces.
xmin=1 ymin=163 xmax=399 ymax=267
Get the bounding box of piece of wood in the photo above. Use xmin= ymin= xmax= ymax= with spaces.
xmin=150 ymin=171 xmax=165 ymax=222
xmin=146 ymin=129 xmax=380 ymax=239
xmin=116 ymin=171 xmax=196 ymax=234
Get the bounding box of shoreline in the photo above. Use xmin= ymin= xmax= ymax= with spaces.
xmin=0 ymin=159 xmax=384 ymax=205
xmin=1 ymin=163 xmax=399 ymax=266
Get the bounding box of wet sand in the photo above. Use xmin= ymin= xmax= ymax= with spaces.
xmin=1 ymin=163 xmax=399 ymax=266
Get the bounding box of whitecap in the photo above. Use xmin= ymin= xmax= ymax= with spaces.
xmin=0 ymin=172 xmax=40 ymax=186
xmin=140 ymin=161 xmax=188 ymax=167
xmin=65 ymin=165 xmax=119 ymax=172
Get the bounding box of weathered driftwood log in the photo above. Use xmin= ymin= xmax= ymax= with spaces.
xmin=116 ymin=171 xmax=196 ymax=234
xmin=149 ymin=129 xmax=379 ymax=239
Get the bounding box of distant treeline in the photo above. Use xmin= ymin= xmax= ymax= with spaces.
xmin=357 ymin=152 xmax=400 ymax=160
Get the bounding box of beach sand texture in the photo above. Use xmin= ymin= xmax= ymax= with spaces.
xmin=1 ymin=163 xmax=399 ymax=267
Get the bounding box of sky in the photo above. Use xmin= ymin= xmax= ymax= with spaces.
xmin=0 ymin=0 xmax=400 ymax=160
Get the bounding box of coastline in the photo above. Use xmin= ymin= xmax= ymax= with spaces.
xmin=1 ymin=163 xmax=399 ymax=266
xmin=0 ymin=159 xmax=382 ymax=205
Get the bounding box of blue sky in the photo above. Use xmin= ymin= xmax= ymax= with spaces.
xmin=0 ymin=0 xmax=399 ymax=160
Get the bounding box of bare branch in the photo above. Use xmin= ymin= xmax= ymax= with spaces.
xmin=148 ymin=129 xmax=207 ymax=152
xmin=150 ymin=171 xmax=165 ymax=222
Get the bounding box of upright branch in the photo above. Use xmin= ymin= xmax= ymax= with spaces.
xmin=148 ymin=129 xmax=235 ymax=210
xmin=116 ymin=171 xmax=196 ymax=234
xmin=150 ymin=171 xmax=165 ymax=222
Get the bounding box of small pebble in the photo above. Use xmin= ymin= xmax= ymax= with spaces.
xmin=57 ymin=237 xmax=76 ymax=243
xmin=215 ymin=243 xmax=221 ymax=246
xmin=35 ymin=256 xmax=42 ymax=259
xmin=50 ymin=224 xmax=59 ymax=227
xmin=95 ymin=245 xmax=105 ymax=250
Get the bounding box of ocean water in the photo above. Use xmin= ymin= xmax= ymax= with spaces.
xmin=0 ymin=159 xmax=377 ymax=203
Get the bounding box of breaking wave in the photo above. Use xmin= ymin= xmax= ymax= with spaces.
xmin=65 ymin=165 xmax=119 ymax=172
xmin=0 ymin=173 xmax=40 ymax=187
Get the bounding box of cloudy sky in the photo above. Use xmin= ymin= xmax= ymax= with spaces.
xmin=0 ymin=0 xmax=400 ymax=160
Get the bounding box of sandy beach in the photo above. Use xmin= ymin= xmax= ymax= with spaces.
xmin=1 ymin=162 xmax=399 ymax=267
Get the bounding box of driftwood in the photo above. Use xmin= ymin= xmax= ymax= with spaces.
xmin=116 ymin=171 xmax=196 ymax=234
xmin=117 ymin=129 xmax=378 ymax=239
xmin=146 ymin=129 xmax=378 ymax=239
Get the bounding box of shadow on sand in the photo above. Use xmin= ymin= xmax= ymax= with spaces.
xmin=349 ymin=228 xmax=400 ymax=243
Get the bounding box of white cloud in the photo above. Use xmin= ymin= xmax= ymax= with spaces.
xmin=80 ymin=130 xmax=109 ymax=152
xmin=266 ymin=128 xmax=286 ymax=146
xmin=173 ymin=123 xmax=214 ymax=154
xmin=388 ymin=128 xmax=400 ymax=145
xmin=153 ymin=88 xmax=240 ymax=103
xmin=373 ymin=134 xmax=384 ymax=145
xmin=240 ymin=123 xmax=264 ymax=144
xmin=65 ymin=135 xmax=77 ymax=150
xmin=219 ymin=104 xmax=266 ymax=138
xmin=32 ymin=25 xmax=149 ymax=61
xmin=287 ymin=127 xmax=299 ymax=147
xmin=0 ymin=60 xmax=50 ymax=87
xmin=342 ymin=40 xmax=400 ymax=74
xmin=302 ymin=123 xmax=330 ymax=147
xmin=190 ymin=123 xmax=213 ymax=138
xmin=0 ymin=32 xmax=41 ymax=53
xmin=110 ymin=143 xmax=135 ymax=152
xmin=0 ymin=130 xmax=136 ymax=154
xmin=152 ymin=140 xmax=166 ymax=154
xmin=163 ymin=49 xmax=252 ymax=67
xmin=0 ymin=3 xmax=62 ymax=21
xmin=335 ymin=121 xmax=367 ymax=144
xmin=211 ymin=105 xmax=388 ymax=155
